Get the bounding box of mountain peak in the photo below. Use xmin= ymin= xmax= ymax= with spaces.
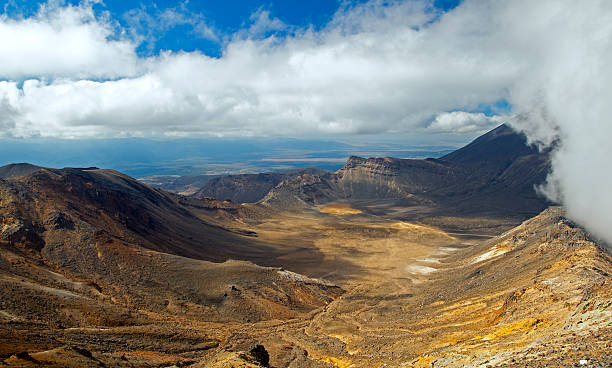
xmin=440 ymin=123 xmax=538 ymax=166
xmin=0 ymin=163 xmax=44 ymax=179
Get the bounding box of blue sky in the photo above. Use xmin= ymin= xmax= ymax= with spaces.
xmin=3 ymin=0 xmax=461 ymax=57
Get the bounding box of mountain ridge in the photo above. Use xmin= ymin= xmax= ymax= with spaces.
xmin=193 ymin=167 xmax=328 ymax=203
xmin=254 ymin=124 xmax=551 ymax=220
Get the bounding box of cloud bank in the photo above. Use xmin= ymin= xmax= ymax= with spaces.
xmin=0 ymin=0 xmax=516 ymax=139
xmin=0 ymin=1 xmax=610 ymax=244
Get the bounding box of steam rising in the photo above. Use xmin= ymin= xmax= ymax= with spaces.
xmin=504 ymin=1 xmax=612 ymax=247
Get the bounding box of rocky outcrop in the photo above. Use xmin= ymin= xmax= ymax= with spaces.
xmin=332 ymin=156 xmax=462 ymax=199
xmin=1 ymin=219 xmax=45 ymax=251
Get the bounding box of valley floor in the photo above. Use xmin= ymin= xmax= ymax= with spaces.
xmin=1 ymin=203 xmax=611 ymax=367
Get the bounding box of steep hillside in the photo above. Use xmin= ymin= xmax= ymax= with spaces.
xmin=194 ymin=168 xmax=327 ymax=203
xmin=0 ymin=165 xmax=342 ymax=336
xmin=440 ymin=124 xmax=539 ymax=167
xmin=430 ymin=124 xmax=551 ymax=215
xmin=2 ymin=166 xmax=274 ymax=262
xmin=332 ymin=156 xmax=463 ymax=199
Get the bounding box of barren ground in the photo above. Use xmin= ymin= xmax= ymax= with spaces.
xmin=1 ymin=202 xmax=610 ymax=367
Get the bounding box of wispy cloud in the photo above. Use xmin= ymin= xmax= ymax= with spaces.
xmin=123 ymin=1 xmax=218 ymax=53
xmin=244 ymin=8 xmax=287 ymax=38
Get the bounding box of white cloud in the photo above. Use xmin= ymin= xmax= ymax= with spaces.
xmin=0 ymin=2 xmax=139 ymax=79
xmin=500 ymin=0 xmax=612 ymax=248
xmin=0 ymin=0 xmax=608 ymax=143
xmin=428 ymin=111 xmax=506 ymax=134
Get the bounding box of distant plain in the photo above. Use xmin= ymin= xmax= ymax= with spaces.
xmin=0 ymin=138 xmax=458 ymax=178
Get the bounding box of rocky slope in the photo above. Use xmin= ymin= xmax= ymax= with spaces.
xmin=194 ymin=168 xmax=327 ymax=203
xmin=428 ymin=123 xmax=551 ymax=216
xmin=0 ymin=165 xmax=342 ymax=358
xmin=0 ymin=166 xmax=306 ymax=263
xmin=401 ymin=207 xmax=612 ymax=367
xmin=0 ymin=163 xmax=43 ymax=179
